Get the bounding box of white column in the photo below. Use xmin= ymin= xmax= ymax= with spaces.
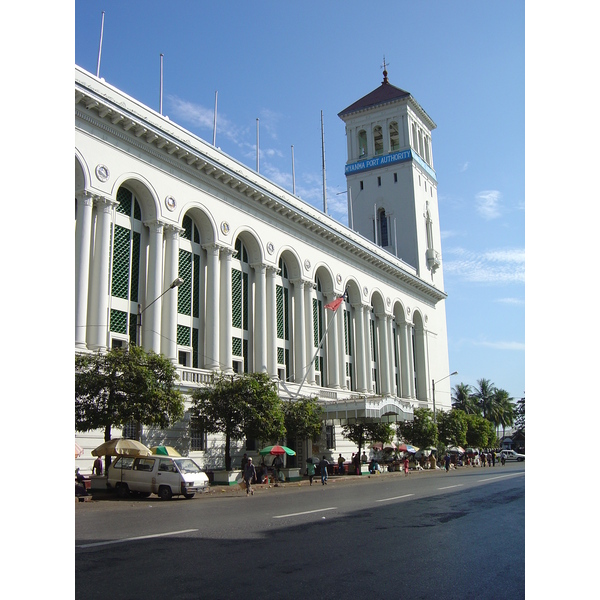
xmin=144 ymin=220 xmax=164 ymax=353
xmin=219 ymin=247 xmax=234 ymax=374
xmin=75 ymin=192 xmax=94 ymax=349
xmin=353 ymin=303 xmax=368 ymax=393
xmin=386 ymin=315 xmax=396 ymax=396
xmin=399 ymin=322 xmax=411 ymax=399
xmin=325 ymin=294 xmax=340 ymax=389
xmin=203 ymin=244 xmax=220 ymax=370
xmin=338 ymin=306 xmax=347 ymax=389
xmin=266 ymin=266 xmax=278 ymax=377
xmin=305 ymin=283 xmax=316 ymax=384
xmin=161 ymin=225 xmax=180 ymax=360
xmin=292 ymin=279 xmax=306 ymax=383
xmin=87 ymin=196 xmax=114 ymax=350
xmin=252 ymin=263 xmax=267 ymax=373
xmin=406 ymin=323 xmax=416 ymax=398
xmin=377 ymin=312 xmax=390 ymax=396
xmin=364 ymin=307 xmax=373 ymax=393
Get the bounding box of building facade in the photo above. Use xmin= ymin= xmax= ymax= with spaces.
xmin=75 ymin=65 xmax=451 ymax=472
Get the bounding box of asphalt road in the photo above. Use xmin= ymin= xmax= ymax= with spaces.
xmin=76 ymin=463 xmax=525 ymax=600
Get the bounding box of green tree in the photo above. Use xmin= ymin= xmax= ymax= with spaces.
xmin=451 ymin=383 xmax=479 ymax=414
xmin=437 ymin=409 xmax=468 ymax=448
xmin=190 ymin=372 xmax=285 ymax=471
xmin=397 ymin=407 xmax=438 ymax=449
xmin=472 ymin=378 xmax=498 ymax=421
xmin=515 ymin=396 xmax=525 ymax=433
xmin=464 ymin=413 xmax=496 ymax=448
xmin=494 ymin=389 xmax=515 ymax=438
xmin=283 ymin=396 xmax=324 ymax=443
xmin=341 ymin=421 xmax=394 ymax=460
xmin=75 ymin=346 xmax=184 ymax=445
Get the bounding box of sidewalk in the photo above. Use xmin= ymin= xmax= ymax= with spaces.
xmin=81 ymin=466 xmax=444 ymax=501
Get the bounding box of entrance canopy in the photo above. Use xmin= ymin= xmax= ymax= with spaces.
xmin=321 ymin=396 xmax=414 ymax=425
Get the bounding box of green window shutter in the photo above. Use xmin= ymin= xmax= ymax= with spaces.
xmin=110 ymin=309 xmax=127 ymax=334
xmin=178 ymin=249 xmax=192 ymax=315
xmin=193 ymin=254 xmax=200 ymax=318
xmin=129 ymin=312 xmax=138 ymax=346
xmin=313 ymin=298 xmax=319 ymax=347
xmin=133 ymin=199 xmax=141 ymax=221
xmin=242 ymin=272 xmax=249 ymax=331
xmin=130 ymin=231 xmax=140 ymax=303
xmin=182 ymin=215 xmax=192 ymax=240
xmin=277 ymin=347 xmax=284 ymax=364
xmin=232 ymin=337 xmax=242 ymax=357
xmin=192 ymin=328 xmax=199 ymax=368
xmin=232 ymin=269 xmax=242 ymax=328
xmin=177 ymin=324 xmax=191 ymax=346
xmin=111 ymin=225 xmax=130 ymax=299
xmin=276 ymin=285 xmax=284 ymax=339
xmin=283 ymin=287 xmax=289 ymax=340
xmin=116 ymin=187 xmax=132 ymax=216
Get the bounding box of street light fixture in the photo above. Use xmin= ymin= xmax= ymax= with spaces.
xmin=432 ymin=371 xmax=458 ymax=423
xmin=136 ymin=277 xmax=184 ymax=348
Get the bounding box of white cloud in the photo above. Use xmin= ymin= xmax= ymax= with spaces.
xmin=473 ymin=340 xmax=525 ymax=351
xmin=460 ymin=161 xmax=470 ymax=172
xmin=495 ymin=297 xmax=525 ymax=306
xmin=475 ymin=190 xmax=502 ymax=220
xmin=443 ymin=246 xmax=524 ymax=284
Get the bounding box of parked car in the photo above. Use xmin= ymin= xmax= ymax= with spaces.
xmin=107 ymin=455 xmax=209 ymax=499
xmin=499 ymin=449 xmax=525 ymax=462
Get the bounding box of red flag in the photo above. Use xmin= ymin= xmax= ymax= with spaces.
xmin=325 ymin=297 xmax=343 ymax=311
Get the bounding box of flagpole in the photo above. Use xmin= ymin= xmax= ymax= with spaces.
xmin=96 ymin=11 xmax=105 ymax=78
xmin=294 ymin=300 xmax=341 ymax=399
xmin=159 ymin=53 xmax=164 ymax=115
xmin=213 ymin=91 xmax=218 ymax=146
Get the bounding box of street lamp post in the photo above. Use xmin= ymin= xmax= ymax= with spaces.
xmin=133 ymin=277 xmax=184 ymax=441
xmin=432 ymin=371 xmax=458 ymax=423
xmin=136 ymin=277 xmax=184 ymax=348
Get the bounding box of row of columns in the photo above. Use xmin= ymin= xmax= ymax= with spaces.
xmin=75 ymin=192 xmax=423 ymax=401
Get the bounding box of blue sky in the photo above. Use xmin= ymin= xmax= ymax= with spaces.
xmin=74 ymin=0 xmax=525 ymax=402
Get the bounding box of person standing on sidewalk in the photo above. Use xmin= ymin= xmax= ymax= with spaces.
xmin=306 ymin=459 xmax=316 ymax=485
xmin=244 ymin=457 xmax=256 ymax=496
xmin=338 ymin=453 xmax=345 ymax=475
xmin=403 ymin=456 xmax=410 ymax=476
xmin=320 ymin=456 xmax=329 ymax=485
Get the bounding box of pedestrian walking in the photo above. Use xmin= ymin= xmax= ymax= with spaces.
xmin=338 ymin=453 xmax=345 ymax=475
xmin=444 ymin=453 xmax=451 ymax=472
xmin=491 ymin=451 xmax=496 ymax=467
xmin=403 ymin=456 xmax=410 ymax=476
xmin=320 ymin=456 xmax=329 ymax=485
xmin=306 ymin=459 xmax=316 ymax=485
xmin=243 ymin=457 xmax=256 ymax=496
xmin=354 ymin=452 xmax=361 ymax=475
xmin=92 ymin=456 xmax=103 ymax=476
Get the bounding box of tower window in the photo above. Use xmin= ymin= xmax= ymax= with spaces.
xmin=373 ymin=126 xmax=383 ymax=156
xmin=378 ymin=208 xmax=389 ymax=247
xmin=377 ymin=176 xmax=381 ymax=187
xmin=360 ymin=181 xmax=364 ymax=190
xmin=358 ymin=130 xmax=368 ymax=157
xmin=394 ymin=173 xmax=398 ymax=183
xmin=389 ymin=122 xmax=400 ymax=152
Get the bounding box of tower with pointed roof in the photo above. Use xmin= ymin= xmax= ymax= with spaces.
xmin=338 ymin=68 xmax=442 ymax=281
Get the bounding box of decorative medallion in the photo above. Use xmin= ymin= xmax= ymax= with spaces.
xmin=386 ymin=297 xmax=391 ymax=307
xmin=406 ymin=307 xmax=411 ymax=316
xmin=336 ymin=273 xmax=342 ymax=285
xmin=304 ymin=259 xmax=311 ymax=271
xmin=425 ymin=314 xmax=429 ymax=323
xmin=95 ymin=164 xmax=110 ymax=182
xmin=220 ymin=221 xmax=230 ymax=235
xmin=267 ymin=242 xmax=275 ymax=255
xmin=165 ymin=196 xmax=176 ymax=212
xmin=363 ymin=286 xmax=368 ymax=297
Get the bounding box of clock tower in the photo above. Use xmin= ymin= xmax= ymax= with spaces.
xmin=338 ymin=68 xmax=443 ymax=283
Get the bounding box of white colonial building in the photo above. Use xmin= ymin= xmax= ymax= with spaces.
xmin=75 ymin=65 xmax=451 ymax=472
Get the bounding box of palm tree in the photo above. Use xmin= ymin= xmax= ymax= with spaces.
xmin=451 ymin=382 xmax=479 ymax=414
xmin=472 ymin=378 xmax=497 ymax=421
xmin=494 ymin=389 xmax=515 ymax=438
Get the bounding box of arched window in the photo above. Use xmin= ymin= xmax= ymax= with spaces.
xmin=312 ymin=277 xmax=326 ymax=386
xmin=369 ymin=307 xmax=379 ymax=394
xmin=109 ymin=186 xmax=143 ymax=347
xmin=276 ymin=257 xmax=291 ymax=381
xmin=343 ymin=292 xmax=354 ymax=391
xmin=373 ymin=126 xmax=383 ymax=155
xmin=178 ymin=214 xmax=203 ymax=368
xmin=389 ymin=122 xmax=400 ymax=152
xmin=358 ymin=130 xmax=368 ymax=157
xmin=232 ymin=238 xmax=250 ymax=373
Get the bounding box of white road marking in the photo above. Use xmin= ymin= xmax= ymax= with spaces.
xmin=375 ymin=494 xmax=415 ymax=503
xmin=478 ymin=472 xmax=525 ymax=483
xmin=76 ymin=529 xmax=198 ymax=549
xmin=438 ymin=484 xmax=464 ymax=490
xmin=273 ymin=507 xmax=338 ymax=519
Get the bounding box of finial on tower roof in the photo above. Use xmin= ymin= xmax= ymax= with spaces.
xmin=381 ymin=55 xmax=389 ymax=84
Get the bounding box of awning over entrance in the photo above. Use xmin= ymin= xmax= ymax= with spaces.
xmin=321 ymin=396 xmax=414 ymax=425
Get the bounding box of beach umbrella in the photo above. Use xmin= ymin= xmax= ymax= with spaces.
xmin=91 ymin=438 xmax=152 ymax=457
xmin=75 ymin=442 xmax=84 ymax=458
xmin=151 ymin=445 xmax=181 ymax=457
xmin=259 ymin=445 xmax=296 ymax=456
xmin=397 ymin=443 xmax=418 ymax=453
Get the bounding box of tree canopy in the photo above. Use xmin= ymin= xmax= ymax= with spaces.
xmin=436 ymin=408 xmax=468 ymax=448
xmin=341 ymin=421 xmax=394 ymax=459
xmin=75 ymin=346 xmax=184 ymax=443
xmin=283 ymin=396 xmax=324 ymax=443
xmin=397 ymin=407 xmax=438 ymax=449
xmin=190 ymin=372 xmax=284 ymax=470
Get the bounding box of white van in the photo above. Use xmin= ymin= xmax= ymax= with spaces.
xmin=107 ymin=455 xmax=209 ymax=500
